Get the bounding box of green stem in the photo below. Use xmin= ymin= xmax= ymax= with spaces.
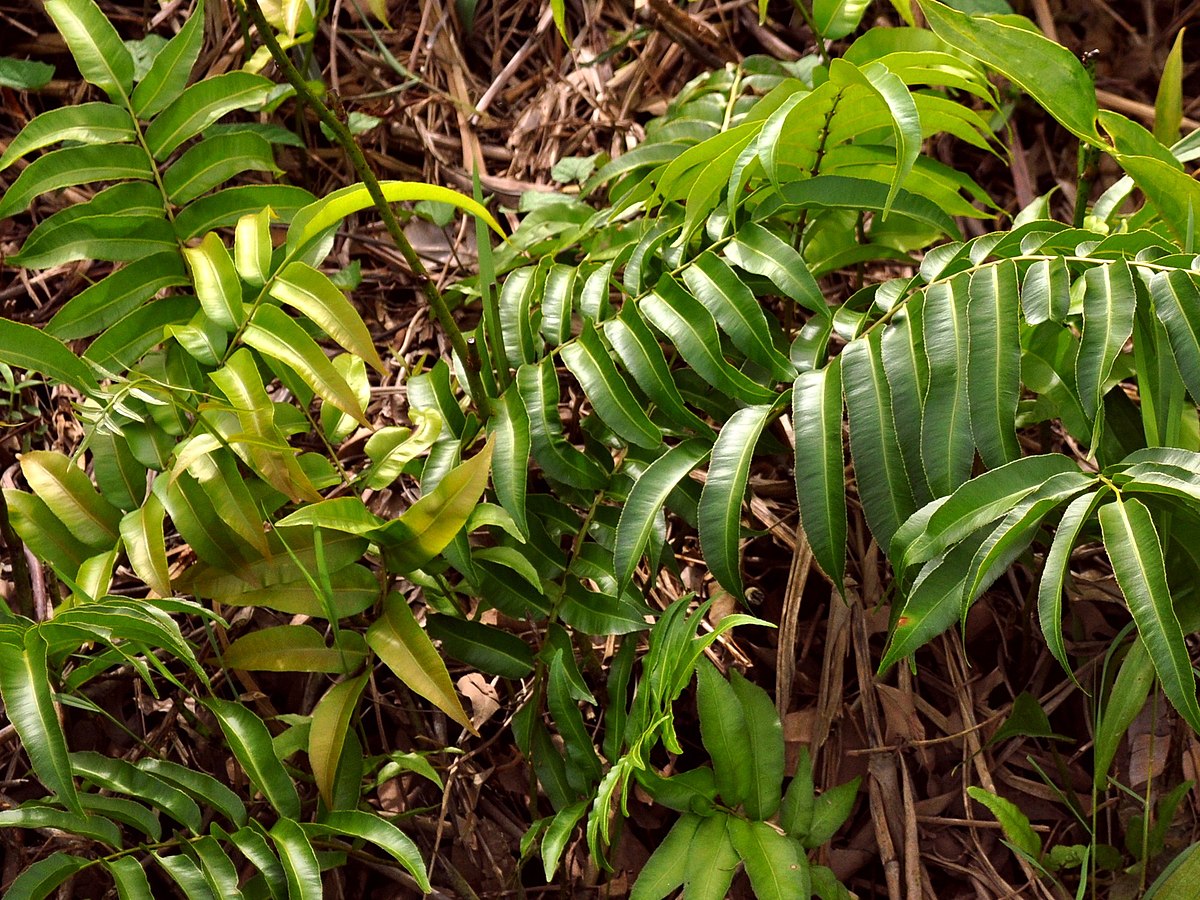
xmin=242 ymin=0 xmax=492 ymax=419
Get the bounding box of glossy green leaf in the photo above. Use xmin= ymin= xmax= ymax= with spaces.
xmin=269 ymin=818 xmax=321 ymax=900
xmin=1077 ymin=259 xmax=1135 ymax=430
xmin=683 ymin=812 xmax=740 ymax=899
xmin=3 ymin=490 xmax=91 ymax=577
xmin=967 ymin=260 xmax=1021 ymax=467
xmin=1 ymin=852 xmax=90 ymax=900
xmin=164 ymin=132 xmax=279 ymax=205
xmin=0 ymin=103 xmax=135 ymax=172
xmin=757 ymin=174 xmax=959 ymax=239
xmin=305 ymin=810 xmax=430 ymax=892
xmin=14 ymin=208 xmax=177 ymax=270
xmin=780 ymin=747 xmax=815 ymax=838
xmin=629 ymin=813 xmax=701 ymax=900
xmin=21 ymin=450 xmax=121 ymax=548
xmin=1149 ymin=269 xmax=1200 ymax=402
xmin=243 ymin=304 xmax=368 ymax=424
xmin=366 ymin=592 xmax=472 ymax=732
xmin=1099 ymin=497 xmax=1200 ymax=733
xmin=813 ymin=0 xmax=870 ymax=39
xmin=0 ymin=318 xmax=98 ymax=394
xmin=120 ymin=494 xmax=172 ymax=597
xmin=137 ymin=757 xmax=247 ymax=827
xmin=362 ymin=420 xmax=441 ymax=491
xmin=729 ymin=670 xmax=784 ymax=820
xmin=699 ymin=404 xmax=774 ymax=598
xmin=426 ymin=615 xmax=535 ymax=678
xmin=723 ymin=222 xmax=829 ymax=317
xmin=191 ymin=836 xmax=243 ymax=900
xmin=0 ymin=143 xmax=154 ymax=219
xmin=696 ymin=661 xmax=749 ymax=806
xmin=541 ymin=800 xmax=587 ymax=882
xmin=540 ymin=263 xmax=576 ymax=347
xmin=0 ymin=56 xmax=54 ymax=91
xmin=70 ymin=750 xmax=201 ymax=831
xmin=107 ymin=856 xmax=154 ymax=900
xmin=917 ymin=0 xmax=1102 ymax=144
xmin=131 ymin=0 xmax=204 ymax=118
xmin=881 ymin=299 xmax=932 ymax=507
xmin=920 ymin=281 xmax=969 ymax=497
xmin=548 ymin=649 xmax=602 ymax=791
xmin=0 ymin=630 xmax=80 ymax=813
xmin=682 ymin=252 xmax=794 ymax=381
xmin=516 ymin=360 xmax=609 ymax=489
xmin=1020 ymin=255 xmax=1070 ymax=325
xmin=967 ymin=787 xmax=1041 ymax=858
xmin=804 ymin=776 xmax=861 ymax=848
xmin=309 ymin=672 xmax=368 ymax=810
xmin=44 ymin=0 xmax=133 ymax=100
xmin=1037 ymin=489 xmax=1106 ymax=679
xmin=174 ymin=185 xmax=315 ymax=239
xmin=206 ymin=699 xmax=301 ymax=819
xmin=560 ymin=320 xmax=661 ymax=449
xmin=488 ymin=389 xmax=530 ymax=537
xmin=843 ymin=331 xmax=914 ymax=555
xmin=47 ymin=252 xmax=189 ymax=341
xmin=154 ymin=853 xmax=215 ymax=900
xmin=1118 ymin=155 xmax=1200 ymax=245
xmin=269 ymin=262 xmax=386 ymax=374
xmin=144 ymin=71 xmax=274 ymax=159
xmin=729 ymin=818 xmax=810 ymax=900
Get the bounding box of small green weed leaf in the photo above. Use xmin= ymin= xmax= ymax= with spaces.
xmin=0 ymin=56 xmax=54 ymax=90
xmin=163 ymin=133 xmax=279 ymax=205
xmin=560 ymin=321 xmax=661 ymax=449
xmin=44 ymin=0 xmax=133 ymax=101
xmin=729 ymin=818 xmax=811 ymax=900
xmin=629 ymin=813 xmax=701 ymax=900
xmin=793 ymin=360 xmax=847 ymax=593
xmin=0 ymin=319 xmax=98 ymax=394
xmin=131 ymin=0 xmax=204 ymax=117
xmin=636 ymin=767 xmax=718 ymax=815
xmin=696 ymin=660 xmax=749 ymax=807
xmin=804 ymin=776 xmax=861 ymax=849
xmin=1037 ymin=489 xmax=1106 ymax=680
xmin=1099 ymin=497 xmax=1200 ymax=733
xmin=699 ymin=404 xmax=774 ymax=599
xmin=206 ymin=699 xmax=301 ymax=819
xmin=729 ymin=670 xmax=784 ymax=820
xmin=541 ymin=800 xmax=588 ymax=883
xmin=967 ymin=786 xmax=1041 ymax=859
xmin=0 ymin=143 xmax=154 ymax=220
xmin=243 ymin=304 xmax=368 ymax=424
xmin=780 ymin=746 xmax=815 ymax=838
xmin=269 ymin=818 xmax=321 ymax=900
xmin=309 ymin=673 xmax=368 ymax=810
xmin=2 ymin=852 xmax=91 ymax=900
xmin=917 ymin=0 xmax=1102 ymax=144
xmin=306 ymin=811 xmax=430 ymax=891
xmin=144 ymin=71 xmax=274 ymax=159
xmin=270 ymin=262 xmax=387 ymax=374
xmin=367 ymin=593 xmax=473 ymax=732
xmin=0 ymin=630 xmax=80 ymax=813
xmin=0 ymin=103 xmax=135 ymax=172
xmin=987 ymin=691 xmax=1072 ymax=745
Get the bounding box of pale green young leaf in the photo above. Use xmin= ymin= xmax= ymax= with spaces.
xmin=269 ymin=818 xmax=321 ymax=900
xmin=1099 ymin=497 xmax=1200 ymax=733
xmin=207 ymin=699 xmax=301 ymax=818
xmin=699 ymin=404 xmax=774 ymax=599
xmin=309 ymin=673 xmax=368 ymax=809
xmin=243 ymin=305 xmax=369 ymax=424
xmin=729 ymin=818 xmax=811 ymax=900
xmin=0 ymin=103 xmax=135 ymax=172
xmin=696 ymin=661 xmax=749 ymax=806
xmin=367 ymin=592 xmax=472 ymax=731
xmin=488 ymin=389 xmax=531 ymax=537
xmin=21 ymin=450 xmax=121 ymax=548
xmin=1037 ymin=489 xmax=1106 ymax=680
xmin=269 ymin=261 xmax=386 ymax=374
xmin=44 ymin=0 xmax=134 ymax=101
xmin=1020 ymin=256 xmax=1070 ymax=325
xmin=182 ymin=232 xmax=244 ymax=330
xmin=0 ymin=630 xmax=81 ymax=813
xmin=120 ymin=494 xmax=171 ymax=596
xmin=144 ymin=71 xmax=274 ymax=159
xmin=0 ymin=143 xmax=154 ymax=219
xmin=304 ymin=811 xmax=430 ymax=892
xmin=163 ymin=133 xmax=279 ymax=205
xmin=1154 ymin=29 xmax=1186 ymax=146
xmin=560 ymin=321 xmax=661 ymax=449
xmin=130 ymin=0 xmax=205 ymax=118
xmin=967 ymin=260 xmax=1021 ymax=467
xmin=234 ymin=207 xmax=273 ymax=286
xmin=813 ymin=0 xmax=870 ymax=39
xmin=0 ymin=319 xmax=98 ymax=394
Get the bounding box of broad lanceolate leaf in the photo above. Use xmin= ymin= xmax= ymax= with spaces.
xmin=222 ymin=625 xmax=367 ymax=674
xmin=206 ymin=699 xmax=301 ymax=819
xmin=144 ymin=71 xmax=274 ymax=159
xmin=269 ymin=262 xmax=386 ymax=373
xmin=243 ymin=305 xmax=369 ymax=424
xmin=1154 ymin=29 xmax=1186 ymax=145
xmin=1119 ymin=154 xmax=1200 ymax=245
xmin=303 ymin=811 xmax=430 ymax=893
xmin=47 ymin=252 xmax=189 ymax=341
xmin=367 ymin=592 xmax=472 ymax=732
xmin=371 ymin=437 xmax=493 ymax=573
xmin=182 ymin=232 xmax=244 ymax=330
xmin=69 ymin=750 xmax=202 ymax=831
xmin=0 ymin=103 xmax=135 ymax=172
xmin=130 ymin=0 xmax=205 ymax=118
xmin=729 ymin=671 xmax=784 ymax=820
xmin=0 ymin=143 xmax=154 ymax=219
xmin=269 ymin=818 xmax=321 ymax=900
xmin=917 ymin=0 xmax=1103 ymax=144
xmin=120 ymin=494 xmax=172 ymax=596
xmin=843 ymin=331 xmax=915 ymax=555
xmin=0 ymin=630 xmax=81 ymax=813
xmin=488 ymin=390 xmax=530 ymax=537
xmin=696 ymin=661 xmax=749 ymax=806
xmin=1 ymin=854 xmax=91 ymax=900
xmin=967 ymin=260 xmax=1021 ymax=467
xmin=1149 ymin=269 xmax=1200 ymax=403
xmin=683 ymin=812 xmax=740 ymax=899
xmin=729 ymin=818 xmax=811 ymax=900
xmin=699 ymin=404 xmax=775 ymax=599
xmin=629 ymin=813 xmax=701 ymax=900
xmin=1038 ymin=489 xmax=1106 ymax=680
xmin=1099 ymin=497 xmax=1200 ymax=733
xmin=1077 ymin=260 xmax=1135 ymax=438
xmin=812 ymin=0 xmax=870 ymax=39
xmin=920 ymin=276 xmax=972 ymax=496
xmin=516 ymin=359 xmax=609 ymax=489
xmin=163 ymin=132 xmax=279 ymax=205
xmin=615 ymin=439 xmax=710 ymax=590
xmin=793 ymin=361 xmax=847 ymax=593
xmin=0 ymin=319 xmax=98 ymax=394
xmin=21 ymin=450 xmax=122 ymax=548
xmin=1020 ymin=256 xmax=1070 ymax=325
xmin=880 ymin=300 xmax=932 ymax=507
xmin=44 ymin=0 xmax=134 ymax=101
xmin=723 ymin=222 xmax=829 ymax=317
xmin=560 ymin=321 xmax=661 ymax=449
xmin=309 ymin=673 xmax=368 ymax=810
